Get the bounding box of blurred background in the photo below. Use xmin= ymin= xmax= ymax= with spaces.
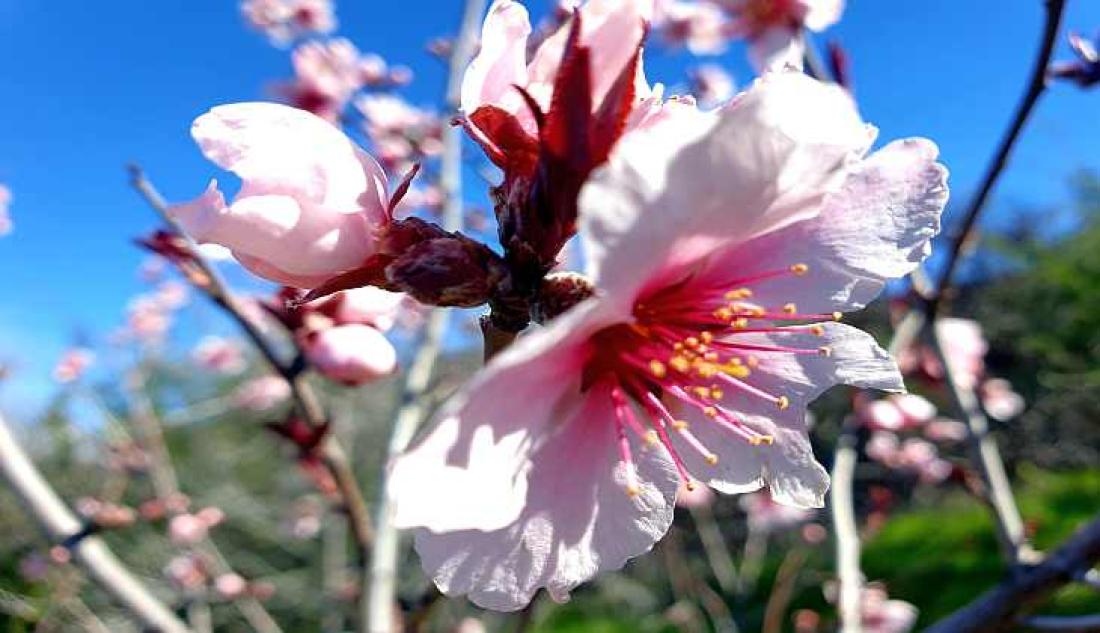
xmin=0 ymin=0 xmax=1098 ymax=631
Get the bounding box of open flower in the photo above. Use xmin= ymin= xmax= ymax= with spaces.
xmin=170 ymin=102 xmax=391 ymax=289
xmin=389 ymin=71 xmax=948 ymax=609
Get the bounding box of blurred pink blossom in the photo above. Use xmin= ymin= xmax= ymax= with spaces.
xmin=214 ymin=573 xmax=249 ymax=600
xmin=739 ymin=491 xmax=812 ymax=532
xmin=233 ymin=375 xmax=291 ymax=411
xmin=52 ymin=347 xmax=95 ymax=384
xmin=192 ymin=336 xmax=246 ymax=375
xmin=980 ymin=377 xmax=1025 ymax=421
xmin=241 ymin=0 xmax=335 ymax=45
xmin=0 ymin=184 xmax=11 ymax=236
xmin=164 ymin=554 xmax=207 ymax=591
xmin=169 ymin=507 xmax=225 ymax=546
xmin=858 ymin=394 xmax=936 ymax=432
xmin=300 ymin=323 xmax=397 ymax=386
xmin=726 ymin=0 xmax=844 ymax=70
xmin=170 ymin=103 xmax=392 ymax=289
xmin=923 ymin=417 xmax=968 ymax=442
xmin=656 ymin=1 xmax=732 ymax=54
xmin=861 ymin=583 xmax=918 ymax=633
xmin=688 ymin=64 xmax=736 ymax=108
xmin=279 ymin=39 xmax=365 ymax=122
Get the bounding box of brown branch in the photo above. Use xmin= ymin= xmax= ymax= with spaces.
xmin=926 ymin=514 xmax=1100 ymax=633
xmin=0 ymin=413 xmax=191 ymax=633
xmin=127 ymin=166 xmax=374 ymax=563
xmin=928 ymin=0 xmax=1066 ymax=313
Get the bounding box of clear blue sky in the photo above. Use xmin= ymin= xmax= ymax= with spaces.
xmin=1 ymin=0 xmax=1098 ymax=417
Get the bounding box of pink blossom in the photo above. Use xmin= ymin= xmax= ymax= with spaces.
xmin=861 ymin=583 xmax=918 ymax=633
xmin=0 ymin=184 xmax=11 ymax=236
xmin=241 ymin=0 xmax=335 ymax=45
xmin=279 ymin=39 xmax=365 ymax=122
xmin=170 ymin=103 xmax=391 ymax=289
xmin=656 ymin=1 xmax=733 ymax=55
xmin=233 ymin=375 xmax=291 ymax=411
xmin=192 ymin=336 xmax=246 ymax=375
xmin=932 ymin=317 xmax=987 ymax=389
xmin=169 ymin=507 xmax=224 ymax=546
xmin=326 ymin=286 xmax=404 ymax=331
xmin=980 ymin=377 xmax=1025 ymax=421
xmin=461 ymin=0 xmax=655 ymax=139
xmin=300 ymin=323 xmax=397 ymax=386
xmin=725 ymin=0 xmax=845 ymax=71
xmin=52 ymin=348 xmax=95 ymax=384
xmin=689 ymin=64 xmax=736 ymax=108
xmin=388 ymin=72 xmax=948 ymax=609
xmin=355 ymin=94 xmax=443 ymax=173
xmin=214 ymin=573 xmax=249 ymax=600
xmin=858 ymin=394 xmax=936 ymax=432
xmin=923 ymin=417 xmax=968 ymax=442
xmin=740 ymin=491 xmax=812 ymax=532
xmin=164 ymin=554 xmax=207 ymax=591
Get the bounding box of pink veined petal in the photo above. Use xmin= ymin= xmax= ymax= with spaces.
xmin=692 ymin=137 xmax=948 ymax=314
xmin=192 ymin=101 xmax=389 ymax=220
xmin=389 ymin=300 xmax=623 ymax=534
xmin=581 ymin=71 xmax=873 ymax=310
xmin=410 ymin=381 xmax=678 ymax=611
xmin=460 ymin=0 xmax=533 ymax=119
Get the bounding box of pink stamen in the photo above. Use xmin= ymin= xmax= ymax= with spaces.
xmin=640 ymin=392 xmax=697 ymax=488
xmin=713 ymin=372 xmax=790 ymax=409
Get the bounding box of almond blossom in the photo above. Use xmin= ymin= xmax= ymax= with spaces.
xmin=388 ymin=71 xmax=948 ymax=609
xmin=278 ymin=39 xmax=367 ymax=122
xmin=170 ymin=102 xmax=392 ymax=289
xmin=724 ymin=0 xmax=844 ymax=71
xmin=192 ymin=336 xmax=246 ymax=375
xmin=52 ymin=347 xmax=96 ymax=384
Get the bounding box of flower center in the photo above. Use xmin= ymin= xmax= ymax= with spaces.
xmin=584 ymin=262 xmax=838 ymax=497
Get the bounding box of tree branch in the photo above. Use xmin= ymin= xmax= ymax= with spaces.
xmin=927 ymin=514 xmax=1100 ymax=633
xmin=0 ymin=413 xmax=191 ymax=633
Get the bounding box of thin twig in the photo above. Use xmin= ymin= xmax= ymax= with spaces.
xmin=128 ymin=166 xmax=375 ymax=564
xmin=830 ymin=419 xmax=863 ymax=633
xmin=926 ymin=326 xmax=1029 ymax=563
xmin=363 ymin=2 xmax=487 ymax=631
xmin=926 ymin=514 xmax=1100 ymax=633
xmin=762 ymin=548 xmax=809 ymax=633
xmin=1022 ymin=614 xmax=1100 ymax=632
xmin=0 ymin=413 xmax=191 ymax=633
xmin=928 ymin=0 xmax=1066 ymax=312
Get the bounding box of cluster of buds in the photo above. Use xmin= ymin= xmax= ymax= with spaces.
xmin=855 ymin=393 xmax=956 ymax=485
xmin=116 ymin=281 xmax=189 ymax=345
xmin=240 ymin=0 xmax=335 ymax=45
xmin=75 ymin=497 xmax=137 ymax=530
xmin=169 ymin=507 xmax=226 ymax=546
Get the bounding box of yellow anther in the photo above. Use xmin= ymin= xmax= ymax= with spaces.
xmin=721 ymin=362 xmax=751 ymax=379
xmin=673 ymin=342 xmax=684 ymax=352
xmin=750 ymin=435 xmax=775 ymax=446
xmin=731 ymin=318 xmax=749 ymax=329
xmin=832 ymin=311 xmax=843 ymax=321
xmin=724 ymin=288 xmax=753 ymax=300
xmin=685 ymin=336 xmax=700 ymax=348
xmin=783 ymin=303 xmax=798 ymax=314
xmin=810 ymin=324 xmax=826 ymax=336
xmin=692 ymin=386 xmax=710 ymax=398
xmin=704 ymin=454 xmax=719 ymax=466
xmin=626 ymin=485 xmax=641 ymax=498
xmin=790 ymin=263 xmax=810 ymax=275
xmin=714 ymin=307 xmax=733 ymax=320
xmin=776 ymin=395 xmax=790 ymax=410
xmin=703 ymin=351 xmax=719 ymax=362
xmin=670 ymin=356 xmax=691 ymax=373
xmin=819 ymin=346 xmax=833 ymax=357
xmin=747 ymin=355 xmax=759 ymax=368
xmin=710 ymin=388 xmax=724 ymax=400
xmin=696 ymin=363 xmax=718 ymax=379
xmin=700 ymin=331 xmax=714 ymax=344
xmin=649 ymin=360 xmax=667 ymax=378
xmin=644 ymin=430 xmax=660 ymax=446
xmin=672 ymin=419 xmax=689 ymax=431
xmin=703 ymin=406 xmax=718 ymax=419
xmin=685 ymin=480 xmax=698 ymax=491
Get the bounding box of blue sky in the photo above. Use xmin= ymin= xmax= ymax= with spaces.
xmin=0 ymin=0 xmax=1098 ymax=418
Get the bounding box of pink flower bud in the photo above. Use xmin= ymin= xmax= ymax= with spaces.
xmin=214 ymin=573 xmax=249 ymax=600
xmin=301 ymin=324 xmax=396 ymax=385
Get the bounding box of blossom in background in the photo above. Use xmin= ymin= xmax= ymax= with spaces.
xmin=1050 ymin=32 xmax=1100 ymax=88
xmin=164 ymin=554 xmax=207 ymax=592
xmin=724 ymin=0 xmax=844 ymax=70
xmin=214 ymin=573 xmax=249 ymax=600
xmin=860 ymin=583 xmax=918 ymax=633
xmin=355 ymin=94 xmax=444 ymax=175
xmin=120 ymin=281 xmax=189 ymax=344
xmin=857 ymin=393 xmax=936 ymax=432
xmin=241 ymin=0 xmax=335 ymax=45
xmin=0 ymin=184 xmax=11 ymax=236
xmin=980 ymin=377 xmax=1025 ymax=421
xmin=389 ymin=71 xmax=948 ymax=609
xmin=52 ymin=347 xmax=95 ymax=384
xmin=169 ymin=507 xmax=226 ymax=546
xmin=655 ymin=1 xmax=732 ymax=55
xmin=740 ymin=490 xmax=812 ymax=532
xmin=233 ymin=375 xmax=292 ymax=411
xmin=278 ymin=39 xmax=366 ymax=122
xmin=170 ymin=103 xmax=392 ymax=289
xmin=688 ymin=64 xmax=736 ymax=108
xmin=192 ymin=336 xmax=247 ymax=375
xmin=865 ymin=432 xmax=952 ymax=484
